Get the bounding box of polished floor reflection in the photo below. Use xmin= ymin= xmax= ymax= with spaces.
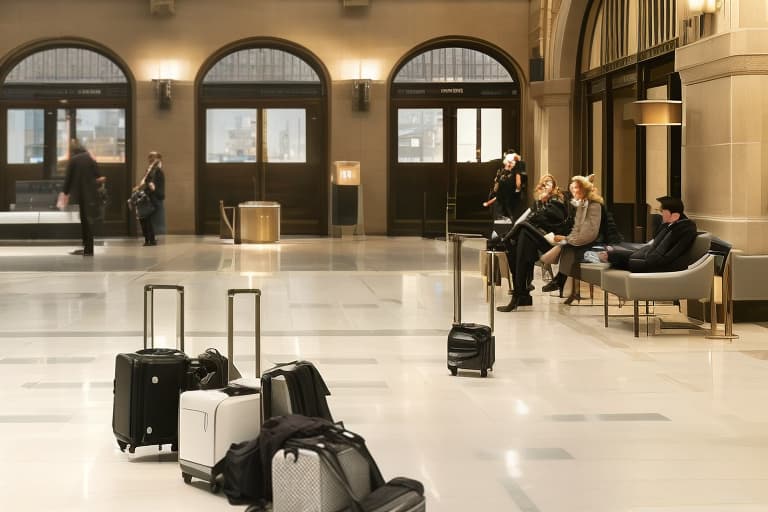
xmin=1 ymin=236 xmax=768 ymax=511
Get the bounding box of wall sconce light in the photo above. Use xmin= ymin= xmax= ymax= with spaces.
xmin=154 ymin=79 xmax=172 ymax=109
xmin=688 ymin=0 xmax=721 ymax=15
xmin=624 ymin=100 xmax=682 ymax=126
xmin=353 ymin=79 xmax=371 ymax=112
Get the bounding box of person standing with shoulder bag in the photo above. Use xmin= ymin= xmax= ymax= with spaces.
xmin=134 ymin=151 xmax=165 ymax=246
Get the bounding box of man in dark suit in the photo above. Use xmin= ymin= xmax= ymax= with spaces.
xmin=597 ymin=196 xmax=697 ymax=272
xmin=61 ymin=139 xmax=105 ymax=256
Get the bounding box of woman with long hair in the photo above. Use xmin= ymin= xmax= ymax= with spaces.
xmin=497 ymin=174 xmax=570 ymax=312
xmin=541 ymin=175 xmax=603 ymax=301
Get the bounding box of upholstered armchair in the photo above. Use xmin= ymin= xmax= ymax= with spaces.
xmin=599 ymin=233 xmax=714 ymax=336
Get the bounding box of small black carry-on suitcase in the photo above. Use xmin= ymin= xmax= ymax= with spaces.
xmin=112 ymin=284 xmax=188 ymax=453
xmin=447 ymin=234 xmax=496 ymax=377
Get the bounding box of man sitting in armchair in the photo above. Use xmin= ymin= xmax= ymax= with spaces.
xmin=596 ymin=196 xmax=698 ymax=272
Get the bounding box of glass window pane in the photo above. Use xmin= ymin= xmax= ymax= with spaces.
xmin=75 ymin=109 xmax=125 ymax=164
xmin=591 ymin=100 xmax=603 ymax=190
xmin=263 ymin=109 xmax=306 ymax=163
xmin=4 ymin=48 xmax=126 ymax=84
xmin=394 ymin=47 xmax=513 ymax=83
xmin=456 ymin=109 xmax=477 ymax=163
xmin=55 ymin=109 xmax=71 ymax=176
xmin=397 ymin=109 xmax=443 ymax=163
xmin=203 ymin=48 xmax=319 ymax=83
xmin=206 ymin=109 xmax=257 ymax=163
xmin=7 ymin=109 xmax=44 ymax=164
xmin=479 ymin=108 xmax=502 ymax=162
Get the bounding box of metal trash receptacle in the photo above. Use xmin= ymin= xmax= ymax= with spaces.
xmin=238 ymin=201 xmax=280 ymax=243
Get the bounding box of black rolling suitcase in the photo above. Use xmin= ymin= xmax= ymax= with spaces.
xmin=447 ymin=234 xmax=495 ymax=377
xmin=112 ymin=284 xmax=188 ymax=453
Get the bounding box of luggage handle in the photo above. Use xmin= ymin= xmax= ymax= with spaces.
xmin=227 ymin=289 xmax=261 ymax=383
xmin=449 ymin=233 xmax=493 ymax=332
xmin=143 ymin=284 xmax=184 ymax=351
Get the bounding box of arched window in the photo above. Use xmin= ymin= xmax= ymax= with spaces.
xmin=4 ymin=47 xmax=127 ymax=83
xmin=394 ymin=47 xmax=513 ymax=83
xmin=203 ymin=48 xmax=320 ymax=83
xmin=577 ymin=0 xmax=681 ymax=243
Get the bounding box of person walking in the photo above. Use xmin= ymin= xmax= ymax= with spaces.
xmin=59 ymin=139 xmax=105 ymax=256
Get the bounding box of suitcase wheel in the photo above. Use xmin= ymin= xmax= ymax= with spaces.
xmin=128 ymin=445 xmax=136 ymax=454
xmin=448 ymin=366 xmax=458 ymax=376
xmin=480 ymin=369 xmax=488 ymax=378
xmin=117 ymin=440 xmax=127 ymax=452
xmin=171 ymin=443 xmax=178 ymax=452
xmin=209 ymin=481 xmax=221 ymax=494
xmin=182 ymin=473 xmax=192 ymax=485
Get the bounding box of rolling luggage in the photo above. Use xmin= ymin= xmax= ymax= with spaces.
xmin=112 ymin=284 xmax=187 ymax=453
xmin=271 ymin=426 xmax=384 ymax=512
xmin=447 ymin=234 xmax=496 ymax=377
xmin=179 ymin=289 xmax=263 ymax=493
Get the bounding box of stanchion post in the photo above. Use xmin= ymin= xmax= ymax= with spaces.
xmin=706 ymin=252 xmax=739 ymax=341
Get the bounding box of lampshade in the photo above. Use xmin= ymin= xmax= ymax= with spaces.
xmin=623 ymin=100 xmax=682 ymax=126
xmin=332 ymin=161 xmax=361 ymax=186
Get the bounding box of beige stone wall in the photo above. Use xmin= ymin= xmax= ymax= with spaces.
xmin=0 ymin=0 xmax=532 ymax=235
xmin=677 ymin=30 xmax=768 ymax=253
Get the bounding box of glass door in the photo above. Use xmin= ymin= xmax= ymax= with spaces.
xmin=388 ymin=103 xmax=516 ymax=235
xmin=201 ymin=103 xmax=324 ymax=234
xmin=453 ymin=107 xmax=507 ymax=224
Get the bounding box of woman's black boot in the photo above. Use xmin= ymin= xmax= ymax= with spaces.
xmin=541 ymin=273 xmax=566 ymax=296
xmin=497 ymin=294 xmax=533 ymax=312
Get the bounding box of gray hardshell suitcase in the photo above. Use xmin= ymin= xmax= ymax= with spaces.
xmin=272 ymin=442 xmax=372 ymax=512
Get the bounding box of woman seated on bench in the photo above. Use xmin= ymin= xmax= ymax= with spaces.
xmin=541 ymin=176 xmax=604 ymax=303
xmin=497 ymin=174 xmax=570 ymax=312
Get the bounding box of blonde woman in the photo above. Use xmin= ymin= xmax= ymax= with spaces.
xmin=541 ymin=175 xmax=603 ymax=300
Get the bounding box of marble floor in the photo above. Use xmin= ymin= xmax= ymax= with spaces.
xmin=1 ymin=236 xmax=768 ymax=512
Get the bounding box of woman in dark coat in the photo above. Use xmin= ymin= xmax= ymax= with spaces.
xmin=497 ymin=174 xmax=569 ymax=312
xmin=134 ymin=151 xmax=165 ymax=246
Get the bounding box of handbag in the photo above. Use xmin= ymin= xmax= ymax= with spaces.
xmin=129 ymin=189 xmax=155 ymax=219
xmin=540 ymin=244 xmax=563 ymax=265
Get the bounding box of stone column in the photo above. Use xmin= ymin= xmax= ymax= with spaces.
xmin=530 ymin=78 xmax=574 ymax=188
xmin=676 ymin=29 xmax=768 ymax=254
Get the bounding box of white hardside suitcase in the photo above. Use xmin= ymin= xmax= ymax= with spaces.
xmin=179 ymin=289 xmax=264 ymax=493
xmin=272 ymin=445 xmax=372 ymax=512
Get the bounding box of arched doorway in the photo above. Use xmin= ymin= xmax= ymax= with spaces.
xmin=388 ymin=39 xmax=522 ymax=236
xmin=196 ymin=39 xmax=329 ymax=235
xmin=0 ymin=41 xmax=132 ymax=235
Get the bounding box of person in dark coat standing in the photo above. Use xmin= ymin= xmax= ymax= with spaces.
xmin=134 ymin=151 xmax=165 ymax=246
xmin=597 ymin=196 xmax=698 ymax=272
xmin=60 ymin=139 xmax=105 ymax=256
xmin=483 ymin=151 xmax=527 ymax=220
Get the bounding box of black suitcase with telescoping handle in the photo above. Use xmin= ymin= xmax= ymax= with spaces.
xmin=447 ymin=234 xmax=495 ymax=377
xmin=112 ymin=284 xmax=189 ymax=453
